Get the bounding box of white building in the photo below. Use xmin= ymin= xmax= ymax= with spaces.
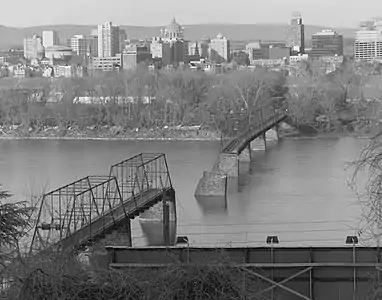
xmin=97 ymin=21 xmax=120 ymax=57
xmin=42 ymin=31 xmax=59 ymax=48
xmin=209 ymin=33 xmax=230 ymax=62
xmin=354 ymin=20 xmax=382 ymax=61
xmin=23 ymin=35 xmax=44 ymax=60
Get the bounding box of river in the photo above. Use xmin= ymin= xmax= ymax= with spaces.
xmin=0 ymin=137 xmax=370 ymax=247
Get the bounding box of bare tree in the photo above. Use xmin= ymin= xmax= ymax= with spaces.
xmin=350 ymin=133 xmax=382 ymax=247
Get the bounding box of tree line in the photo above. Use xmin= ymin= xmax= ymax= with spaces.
xmin=0 ymin=61 xmax=380 ymax=136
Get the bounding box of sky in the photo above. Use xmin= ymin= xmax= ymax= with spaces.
xmin=2 ymin=0 xmax=382 ymax=28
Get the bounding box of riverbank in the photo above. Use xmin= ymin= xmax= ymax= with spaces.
xmin=0 ymin=125 xmax=221 ymax=141
xmin=0 ymin=124 xmax=374 ymax=141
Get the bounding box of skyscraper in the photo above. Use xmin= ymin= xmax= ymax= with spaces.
xmin=68 ymin=35 xmax=88 ymax=56
xmin=97 ymin=21 xmax=120 ymax=57
xmin=286 ymin=12 xmax=305 ymax=54
xmin=209 ymin=33 xmax=230 ymax=62
xmin=42 ymin=31 xmax=59 ymax=48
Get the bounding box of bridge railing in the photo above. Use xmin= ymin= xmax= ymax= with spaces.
xmin=109 ymin=153 xmax=172 ymax=209
xmin=29 ymin=175 xmax=124 ymax=254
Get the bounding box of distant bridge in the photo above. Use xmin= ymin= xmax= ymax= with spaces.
xmin=195 ymin=107 xmax=288 ymax=201
xmin=222 ymin=108 xmax=287 ymax=155
xmin=29 ymin=153 xmax=176 ymax=254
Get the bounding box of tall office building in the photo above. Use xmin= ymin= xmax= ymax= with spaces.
xmin=68 ymin=35 xmax=88 ymax=56
xmin=311 ymin=30 xmax=343 ymax=58
xmin=97 ymin=21 xmax=120 ymax=57
xmin=285 ymin=12 xmax=305 ymax=54
xmin=42 ymin=30 xmax=59 ymax=48
xmin=119 ymin=29 xmax=127 ymax=52
xmin=354 ymin=20 xmax=382 ymax=61
xmin=88 ymin=30 xmax=98 ymax=57
xmin=23 ymin=35 xmax=45 ymax=59
xmin=209 ymin=33 xmax=230 ymax=62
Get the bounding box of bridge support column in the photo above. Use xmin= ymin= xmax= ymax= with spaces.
xmin=239 ymin=147 xmax=251 ymax=163
xmin=263 ymin=132 xmax=267 ymax=150
xmin=162 ymin=188 xmax=176 ymax=246
xmin=275 ymin=124 xmax=280 ymax=140
xmin=125 ymin=219 xmax=132 ymax=247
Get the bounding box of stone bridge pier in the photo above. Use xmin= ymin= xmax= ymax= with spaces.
xmin=214 ymin=127 xmax=280 ymax=178
xmin=193 ymin=120 xmax=283 ymax=200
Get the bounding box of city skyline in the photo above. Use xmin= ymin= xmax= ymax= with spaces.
xmin=2 ymin=0 xmax=382 ymax=28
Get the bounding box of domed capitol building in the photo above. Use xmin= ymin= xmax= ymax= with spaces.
xmin=162 ymin=17 xmax=185 ymax=40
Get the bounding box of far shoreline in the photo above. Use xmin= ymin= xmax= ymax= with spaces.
xmin=0 ymin=130 xmax=373 ymax=142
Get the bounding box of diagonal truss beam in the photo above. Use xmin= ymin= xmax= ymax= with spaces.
xmin=254 ymin=267 xmax=313 ymax=297
xmin=244 ymin=268 xmax=313 ymax=300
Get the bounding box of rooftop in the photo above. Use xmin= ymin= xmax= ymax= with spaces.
xmin=45 ymin=45 xmax=72 ymax=52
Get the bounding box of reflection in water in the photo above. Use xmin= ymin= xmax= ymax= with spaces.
xmin=139 ymin=201 xmax=177 ymax=246
xmin=195 ymin=195 xmax=228 ymax=214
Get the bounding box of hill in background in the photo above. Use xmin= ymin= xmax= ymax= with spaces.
xmin=0 ymin=23 xmax=357 ymax=50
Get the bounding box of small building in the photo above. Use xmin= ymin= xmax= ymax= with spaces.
xmin=122 ymin=45 xmax=152 ymax=70
xmin=45 ymin=45 xmax=73 ymax=61
xmin=13 ymin=68 xmax=26 ymax=78
xmin=289 ymin=54 xmax=309 ymax=65
xmin=310 ymin=30 xmax=344 ymax=58
xmin=92 ymin=54 xmax=122 ymax=71
xmin=53 ymin=65 xmax=71 ymax=78
xmin=252 ymin=58 xmax=287 ymax=67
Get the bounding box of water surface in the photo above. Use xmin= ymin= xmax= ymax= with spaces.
xmin=0 ymin=137 xmax=368 ymax=247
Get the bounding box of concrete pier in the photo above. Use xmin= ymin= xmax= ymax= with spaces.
xmin=213 ymin=153 xmax=238 ymax=177
xmin=194 ymin=171 xmax=228 ymax=197
xmin=238 ymin=147 xmax=251 ymax=162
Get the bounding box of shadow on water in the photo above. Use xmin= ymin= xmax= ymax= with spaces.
xmin=195 ymin=194 xmax=228 ymax=215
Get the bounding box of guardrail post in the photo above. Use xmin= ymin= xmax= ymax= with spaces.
xmin=248 ymin=142 xmax=253 ymax=174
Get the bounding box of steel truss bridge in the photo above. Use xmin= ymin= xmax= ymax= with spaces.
xmin=29 ymin=153 xmax=175 ymax=254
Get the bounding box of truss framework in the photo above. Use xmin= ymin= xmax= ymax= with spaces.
xmin=106 ymin=246 xmax=382 ymax=300
xmin=29 ymin=153 xmax=173 ymax=254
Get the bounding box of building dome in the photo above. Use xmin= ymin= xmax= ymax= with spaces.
xmin=164 ymin=17 xmax=184 ymax=39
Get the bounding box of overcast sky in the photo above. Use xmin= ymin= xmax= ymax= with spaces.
xmin=2 ymin=0 xmax=382 ymax=28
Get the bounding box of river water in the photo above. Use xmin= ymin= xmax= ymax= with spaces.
xmin=0 ymin=137 xmax=370 ymax=247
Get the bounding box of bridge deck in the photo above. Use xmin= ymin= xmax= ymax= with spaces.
xmin=59 ymin=187 xmax=170 ymax=250
xmin=223 ymin=114 xmax=287 ymax=154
